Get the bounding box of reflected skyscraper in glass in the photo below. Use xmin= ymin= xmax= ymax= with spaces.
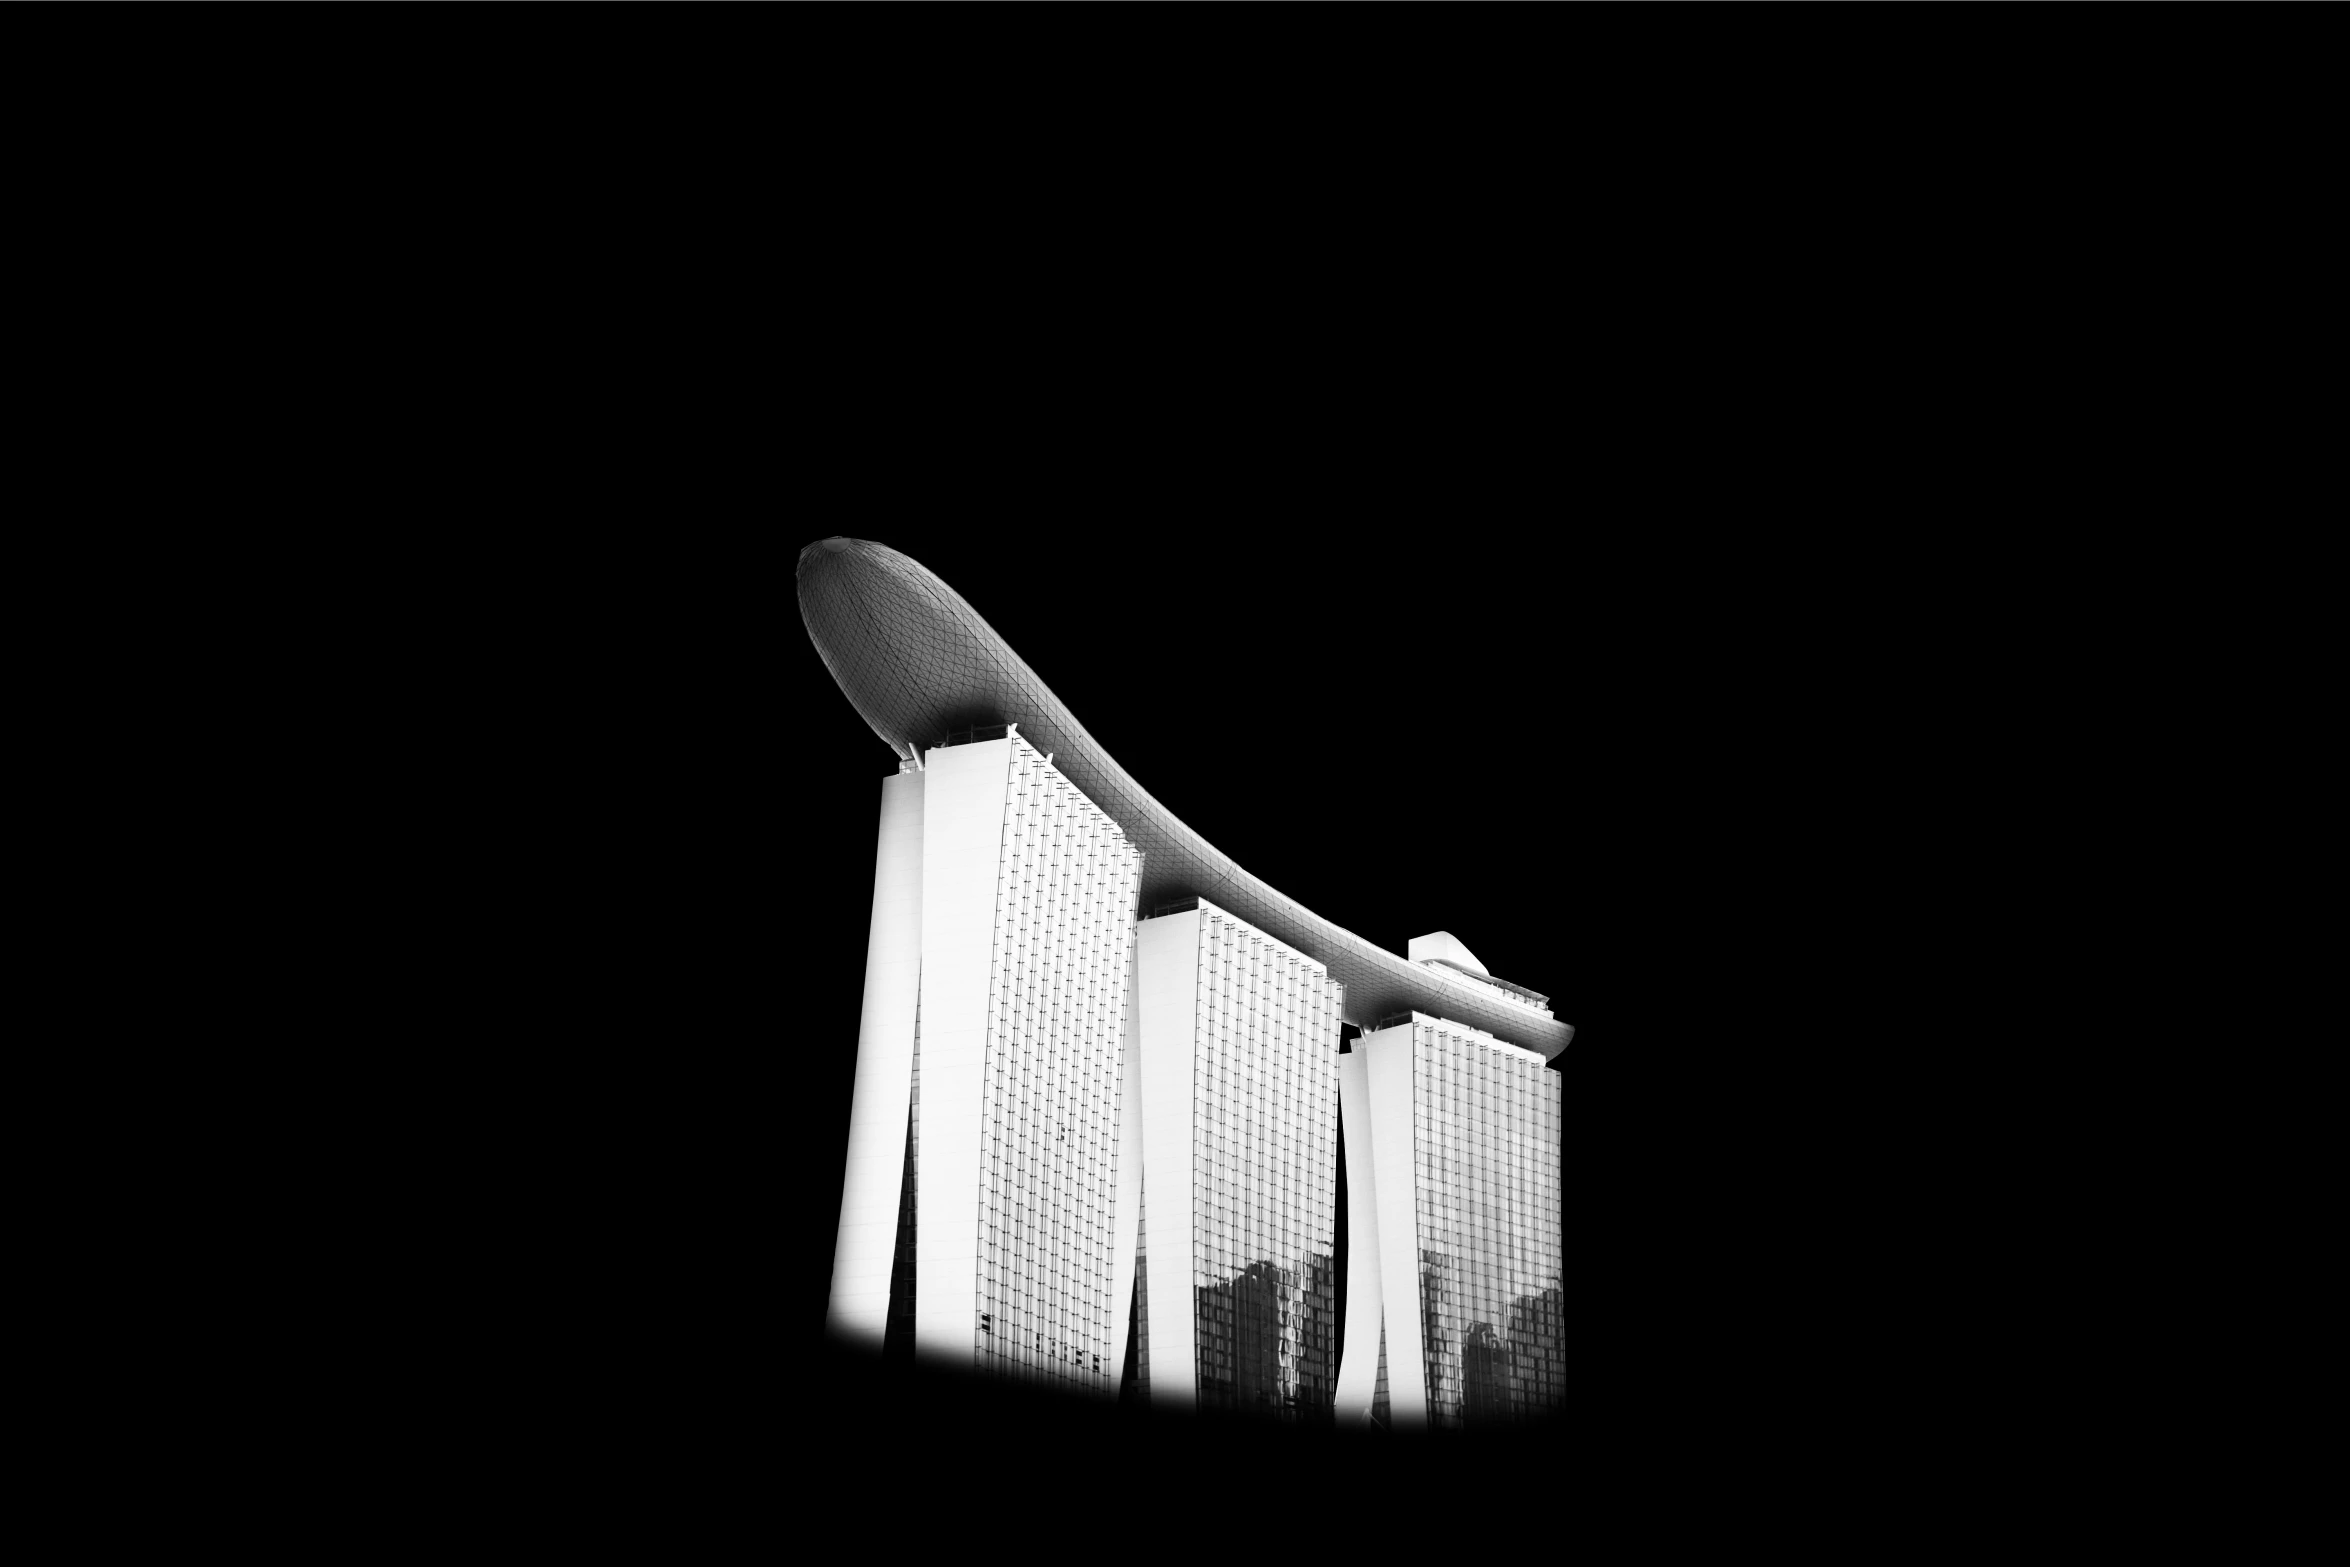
xmin=801 ymin=538 xmax=1571 ymax=1426
xmin=1126 ymin=899 xmax=1339 ymax=1418
xmin=1336 ymin=1003 xmax=1564 ymax=1429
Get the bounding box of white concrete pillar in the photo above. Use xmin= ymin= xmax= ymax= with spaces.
xmin=1334 ymin=1047 xmax=1384 ymax=1423
xmin=825 ymin=768 xmax=926 ymax=1349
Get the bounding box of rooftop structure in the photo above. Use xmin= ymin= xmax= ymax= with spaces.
xmin=796 ymin=538 xmax=1573 ymax=1061
xmin=1409 ymin=931 xmax=1552 ymax=1012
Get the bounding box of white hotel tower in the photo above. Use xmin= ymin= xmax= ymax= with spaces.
xmin=1128 ymin=899 xmax=1341 ymax=1416
xmin=802 ymin=538 xmax=1571 ymax=1426
xmin=826 ymin=724 xmax=1140 ymax=1388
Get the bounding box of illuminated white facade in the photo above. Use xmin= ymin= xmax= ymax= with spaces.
xmin=803 ymin=538 xmax=1572 ymax=1428
xmin=1336 ymin=1012 xmax=1564 ymax=1429
xmin=1125 ymin=900 xmax=1341 ymax=1416
xmin=824 ymin=727 xmax=1142 ymax=1390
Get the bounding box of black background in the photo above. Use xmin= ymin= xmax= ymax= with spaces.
xmin=56 ymin=25 xmax=2151 ymax=1527
xmin=748 ymin=518 xmax=1745 ymax=1490
xmin=438 ymin=437 xmax=1840 ymax=1530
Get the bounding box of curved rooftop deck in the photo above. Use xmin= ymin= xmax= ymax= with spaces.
xmin=797 ymin=537 xmax=1573 ymax=1061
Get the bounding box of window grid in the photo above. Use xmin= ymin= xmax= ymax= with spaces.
xmin=1408 ymin=1018 xmax=1564 ymax=1428
xmin=972 ymin=737 xmax=1141 ymax=1389
xmin=1181 ymin=906 xmax=1340 ymax=1422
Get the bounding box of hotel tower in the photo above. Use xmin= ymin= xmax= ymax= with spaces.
xmin=802 ymin=538 xmax=1571 ymax=1427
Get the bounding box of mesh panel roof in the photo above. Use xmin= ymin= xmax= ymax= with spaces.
xmin=797 ymin=537 xmax=1574 ymax=1060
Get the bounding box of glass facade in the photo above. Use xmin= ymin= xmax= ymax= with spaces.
xmin=833 ymin=734 xmax=1567 ymax=1432
xmin=1404 ymin=1017 xmax=1563 ymax=1428
xmin=1143 ymin=903 xmax=1341 ymax=1420
xmin=971 ymin=734 xmax=1141 ymax=1391
xmin=812 ymin=539 xmax=1579 ymax=1411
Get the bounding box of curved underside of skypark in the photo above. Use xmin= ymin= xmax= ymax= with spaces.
xmin=796 ymin=538 xmax=1574 ymax=1061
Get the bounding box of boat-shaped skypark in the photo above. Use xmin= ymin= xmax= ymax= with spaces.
xmin=797 ymin=537 xmax=1571 ymax=1061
